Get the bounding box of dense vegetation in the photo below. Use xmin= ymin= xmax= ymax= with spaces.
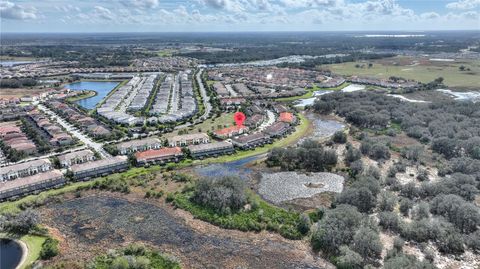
xmin=308 ymin=91 xmax=480 ymax=267
xmin=0 ymin=78 xmax=37 ymax=88
xmin=92 ymin=244 xmax=180 ymax=269
xmin=171 ymin=176 xmax=305 ymax=239
xmin=266 ymin=139 xmax=337 ymax=171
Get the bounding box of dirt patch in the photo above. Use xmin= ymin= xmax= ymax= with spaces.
xmin=40 ymin=194 xmax=334 ymax=269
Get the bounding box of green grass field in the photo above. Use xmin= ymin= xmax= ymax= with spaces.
xmin=323 ymin=56 xmax=480 ymax=89
xmin=20 ymin=234 xmax=47 ymax=269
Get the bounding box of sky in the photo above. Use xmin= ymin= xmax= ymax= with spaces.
xmin=0 ymin=0 xmax=479 ymax=32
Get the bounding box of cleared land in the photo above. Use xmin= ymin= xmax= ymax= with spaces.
xmin=323 ymin=56 xmax=480 ymax=88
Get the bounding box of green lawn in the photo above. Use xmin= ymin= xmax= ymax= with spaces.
xmin=20 ymin=234 xmax=47 ymax=269
xmin=324 ymin=56 xmax=480 ymax=88
xmin=171 ymin=112 xmax=235 ymax=136
xmin=66 ymin=90 xmax=97 ymax=102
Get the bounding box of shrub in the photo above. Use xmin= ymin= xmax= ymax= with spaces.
xmin=191 ymin=176 xmax=247 ymax=214
xmin=378 ymin=211 xmax=401 ymax=232
xmin=336 ymin=246 xmax=364 ymax=269
xmin=297 ymin=213 xmax=311 ymax=235
xmin=333 ymin=131 xmax=347 ymax=144
xmin=40 ymin=238 xmax=59 ymax=260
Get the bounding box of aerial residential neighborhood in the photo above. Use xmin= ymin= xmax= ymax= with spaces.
xmin=1 ymin=1 xmax=480 ymax=269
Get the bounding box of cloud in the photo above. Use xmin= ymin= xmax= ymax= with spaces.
xmin=93 ymin=6 xmax=115 ymax=21
xmin=121 ymin=0 xmax=160 ymax=9
xmin=446 ymin=0 xmax=480 ymax=10
xmin=200 ymin=0 xmax=245 ymax=12
xmin=0 ymin=1 xmax=37 ymax=20
xmin=55 ymin=5 xmax=81 ymax=13
xmin=420 ymin=12 xmax=440 ymax=20
xmin=281 ymin=0 xmax=344 ymax=8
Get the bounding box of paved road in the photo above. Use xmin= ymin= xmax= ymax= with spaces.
xmin=258 ymin=110 xmax=276 ymax=131
xmin=195 ymin=68 xmax=212 ymax=121
xmin=0 ymin=145 xmax=89 ymax=167
xmin=37 ymin=104 xmax=111 ymax=159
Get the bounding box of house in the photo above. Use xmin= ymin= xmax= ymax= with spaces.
xmin=188 ymin=141 xmax=234 ymax=159
xmin=263 ymin=122 xmax=292 ymax=138
xmin=0 ymin=159 xmax=52 ymax=181
xmin=116 ymin=137 xmax=163 ymax=155
xmin=245 ymin=114 xmax=265 ymax=128
xmin=272 ymin=104 xmax=289 ymax=114
xmin=213 ymin=125 xmax=249 ymax=139
xmin=87 ymin=125 xmax=111 ymax=137
xmin=70 ymin=156 xmax=129 ymax=181
xmin=168 ymin=133 xmax=209 ymax=147
xmin=135 ymin=147 xmax=183 ymax=165
xmin=50 ymin=133 xmax=74 ymax=146
xmin=278 ymin=112 xmax=297 ymax=124
xmin=0 ymin=170 xmax=65 ymax=201
xmin=219 ymin=98 xmax=246 ymax=110
xmin=231 ymin=133 xmax=271 ymax=149
xmin=57 ymin=149 xmax=96 ymax=168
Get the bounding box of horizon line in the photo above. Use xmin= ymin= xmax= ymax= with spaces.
xmin=2 ymin=29 xmax=480 ymax=34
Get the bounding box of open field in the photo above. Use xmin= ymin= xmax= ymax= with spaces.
xmin=0 ymin=88 xmax=49 ymax=99
xmin=40 ymin=195 xmax=332 ymax=268
xmin=169 ymin=112 xmax=235 ymax=136
xmin=323 ymin=56 xmax=480 ymax=89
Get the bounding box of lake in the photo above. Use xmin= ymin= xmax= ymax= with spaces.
xmin=193 ymin=155 xmax=260 ymax=180
xmin=63 ymin=81 xmax=120 ymax=109
xmin=0 ymin=238 xmax=23 ymax=269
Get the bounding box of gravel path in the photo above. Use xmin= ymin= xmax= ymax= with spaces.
xmin=259 ymin=172 xmax=344 ymax=204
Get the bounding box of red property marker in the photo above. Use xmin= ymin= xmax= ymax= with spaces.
xmin=234 ymin=112 xmax=246 ymax=126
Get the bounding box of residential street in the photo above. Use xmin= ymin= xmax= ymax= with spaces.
xmin=37 ymin=104 xmax=111 ymax=158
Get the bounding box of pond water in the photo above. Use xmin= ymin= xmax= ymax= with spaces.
xmin=0 ymin=61 xmax=33 ymax=67
xmin=63 ymin=81 xmax=120 ymax=109
xmin=294 ymin=90 xmax=333 ymax=107
xmin=0 ymin=238 xmax=23 ymax=269
xmin=193 ymin=155 xmax=260 ymax=180
xmin=437 ymin=89 xmax=480 ymax=103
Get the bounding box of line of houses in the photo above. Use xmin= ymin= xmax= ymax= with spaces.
xmin=0 ymin=122 xmax=37 ymax=155
xmin=28 ymin=110 xmax=74 ymax=146
xmin=0 ymin=149 xmax=129 ymax=200
xmin=47 ymin=100 xmax=112 ymax=139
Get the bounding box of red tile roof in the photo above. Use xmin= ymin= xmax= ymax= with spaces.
xmin=135 ymin=147 xmax=182 ymax=160
xmin=279 ymin=112 xmax=295 ymax=123
xmin=214 ymin=125 xmax=248 ymax=136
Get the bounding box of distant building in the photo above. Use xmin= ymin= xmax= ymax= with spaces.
xmin=0 ymin=170 xmax=65 ymax=201
xmin=263 ymin=122 xmax=292 ymax=138
xmin=245 ymin=114 xmax=265 ymax=128
xmin=116 ymin=137 xmax=163 ymax=155
xmin=168 ymin=133 xmax=209 ymax=147
xmin=213 ymin=125 xmax=249 ymax=139
xmin=70 ymin=156 xmax=129 ymax=181
xmin=0 ymin=159 xmax=52 ymax=182
xmin=135 ymin=147 xmax=183 ymax=165
xmin=188 ymin=141 xmax=234 ymax=159
xmin=231 ymin=133 xmax=271 ymax=149
xmin=219 ymin=98 xmax=246 ymax=110
xmin=57 ymin=149 xmax=96 ymax=168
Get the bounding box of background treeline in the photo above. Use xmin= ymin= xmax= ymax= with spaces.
xmin=0 ymin=78 xmax=37 ymax=88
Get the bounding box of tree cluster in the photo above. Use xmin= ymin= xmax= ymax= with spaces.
xmin=266 ymin=139 xmax=337 ymax=171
